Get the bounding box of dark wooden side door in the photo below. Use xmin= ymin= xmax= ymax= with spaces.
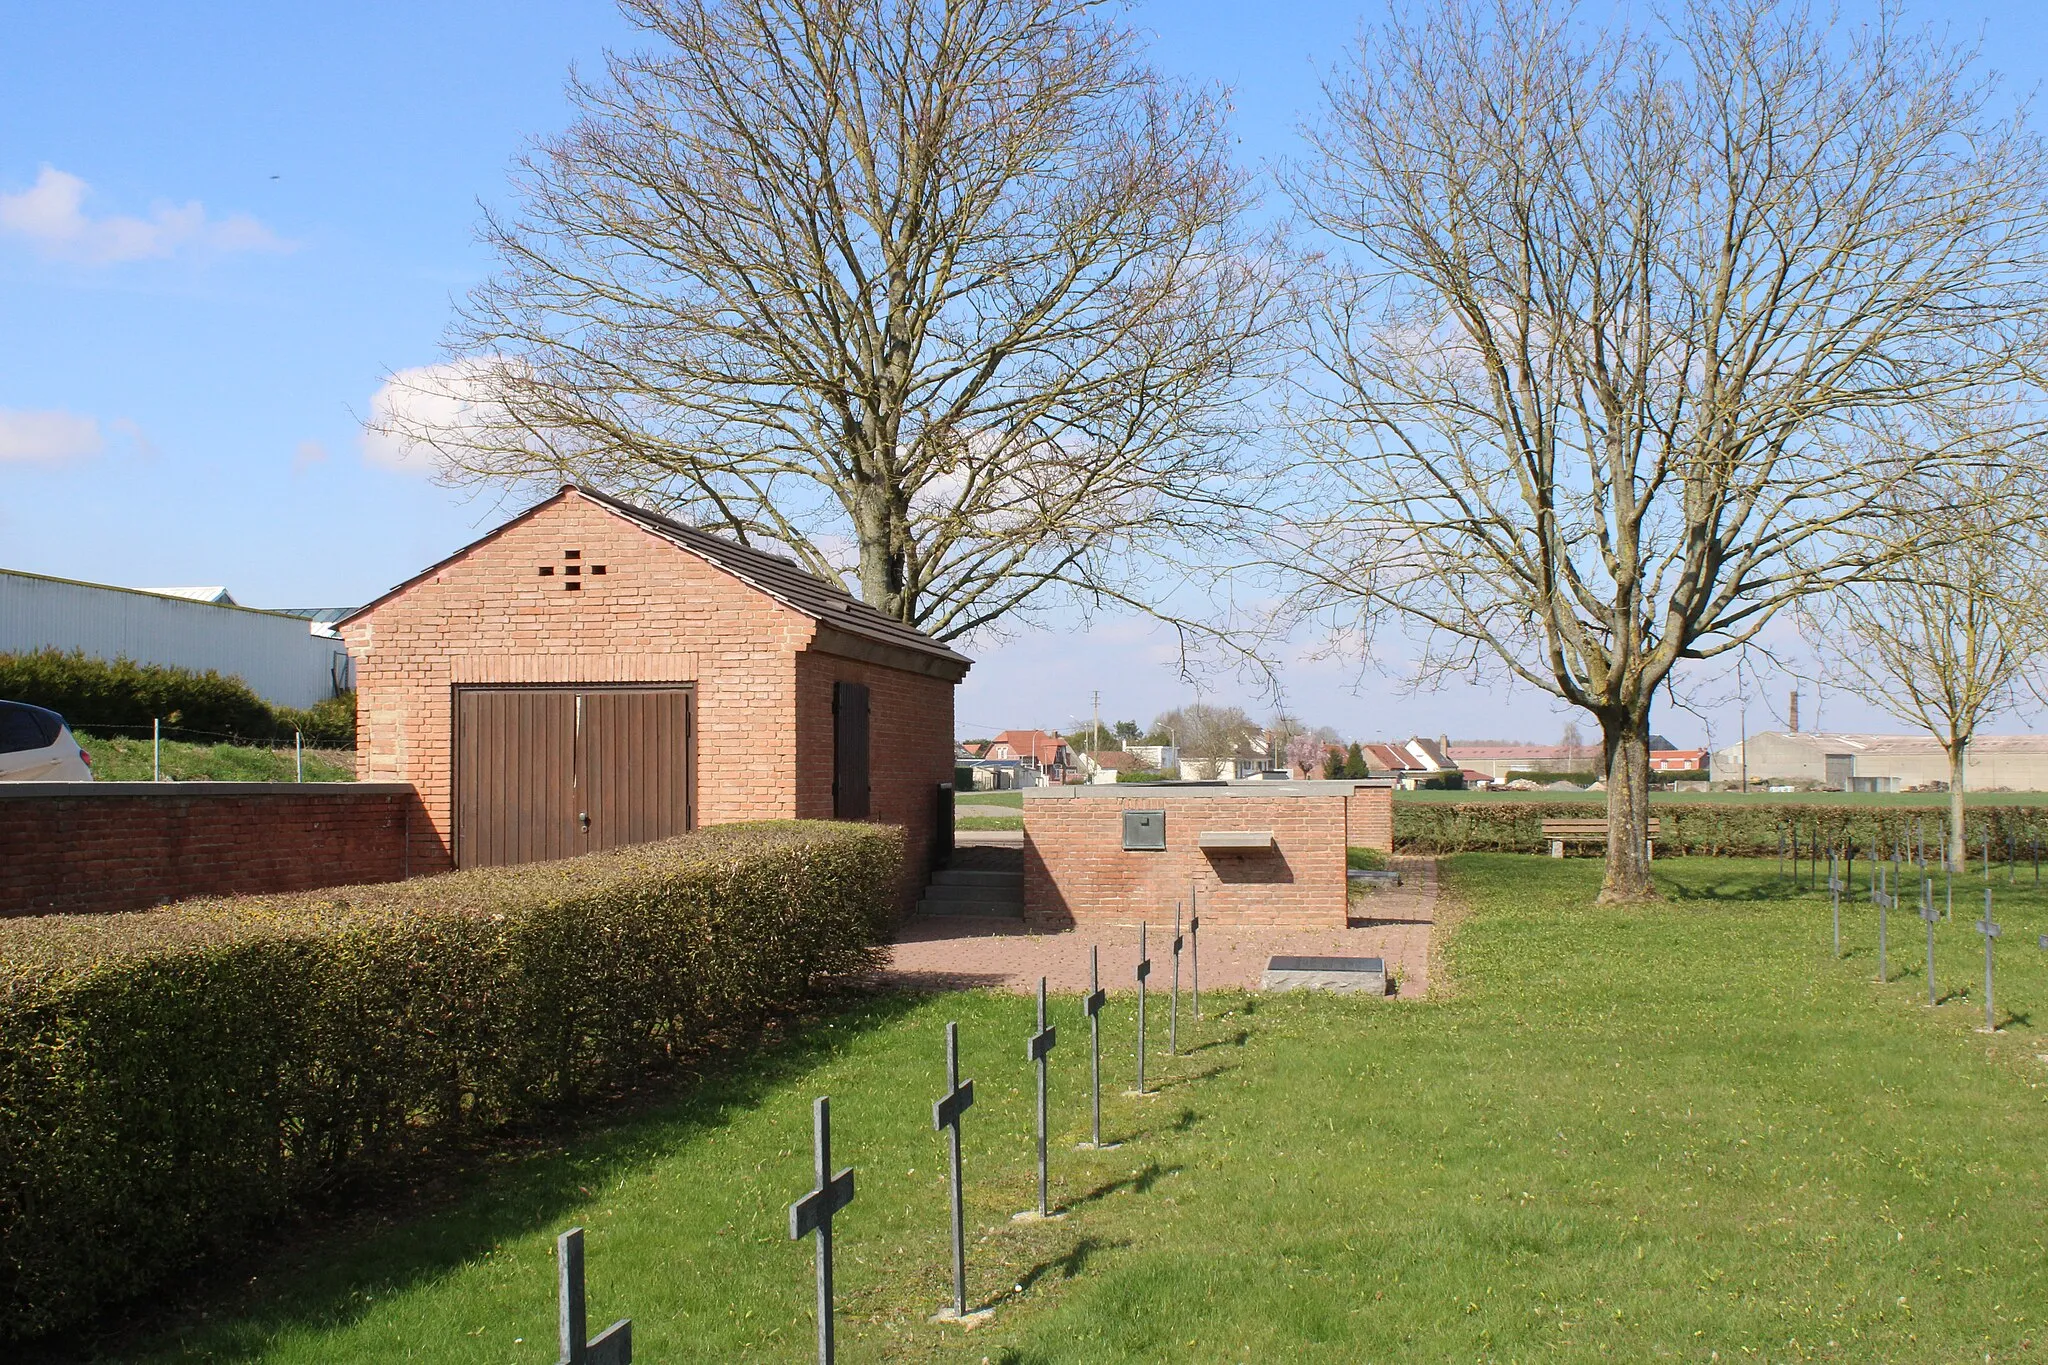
xmin=832 ymin=681 xmax=870 ymax=819
xmin=455 ymin=685 xmax=693 ymax=867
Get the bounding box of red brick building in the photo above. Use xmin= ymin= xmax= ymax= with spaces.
xmin=340 ymin=487 xmax=969 ymax=903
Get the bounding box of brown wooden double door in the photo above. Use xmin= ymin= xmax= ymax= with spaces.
xmin=454 ymin=685 xmax=693 ymax=868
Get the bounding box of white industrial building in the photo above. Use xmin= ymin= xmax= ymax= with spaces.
xmin=0 ymin=568 xmax=353 ymax=709
xmin=1710 ymin=730 xmax=2048 ymax=793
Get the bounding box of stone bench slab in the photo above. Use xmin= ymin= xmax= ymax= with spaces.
xmin=1261 ymin=954 xmax=1387 ymax=996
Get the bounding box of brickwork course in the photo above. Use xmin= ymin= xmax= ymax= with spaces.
xmin=0 ymin=783 xmax=416 ymax=916
xmin=339 ymin=486 xmax=968 ymax=907
xmin=1020 ymin=782 xmax=1395 ymax=931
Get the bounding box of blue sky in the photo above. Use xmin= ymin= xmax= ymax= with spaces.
xmin=4 ymin=0 xmax=2044 ymax=748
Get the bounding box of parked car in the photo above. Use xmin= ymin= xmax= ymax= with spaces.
xmin=0 ymin=700 xmax=93 ymax=781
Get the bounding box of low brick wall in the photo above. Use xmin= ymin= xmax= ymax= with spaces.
xmin=1023 ymin=782 xmax=1373 ymax=931
xmin=0 ymin=782 xmax=419 ymax=917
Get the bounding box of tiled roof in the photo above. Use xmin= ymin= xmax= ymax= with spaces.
xmin=582 ymin=488 xmax=969 ymax=672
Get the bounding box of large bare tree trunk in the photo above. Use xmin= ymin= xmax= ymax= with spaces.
xmin=1948 ymin=741 xmax=1968 ymax=870
xmin=1599 ymin=710 xmax=1655 ymax=902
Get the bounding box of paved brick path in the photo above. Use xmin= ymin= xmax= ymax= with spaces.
xmin=882 ymin=857 xmax=1438 ymax=997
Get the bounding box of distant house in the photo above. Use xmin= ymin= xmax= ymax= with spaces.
xmin=1079 ymin=750 xmax=1139 ymax=784
xmin=974 ymin=729 xmax=1071 ymax=782
xmin=1123 ymin=743 xmax=1178 ymax=773
xmin=1650 ymin=747 xmax=1709 ymax=773
xmin=1355 ymin=736 xmax=1462 ymax=789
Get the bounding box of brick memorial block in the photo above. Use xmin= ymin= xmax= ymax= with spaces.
xmin=1021 ymin=780 xmax=1392 ymax=931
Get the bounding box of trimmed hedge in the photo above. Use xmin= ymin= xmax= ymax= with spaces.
xmin=0 ymin=820 xmax=898 ymax=1341
xmin=0 ymin=648 xmax=356 ymax=748
xmin=1394 ymin=799 xmax=2048 ymax=856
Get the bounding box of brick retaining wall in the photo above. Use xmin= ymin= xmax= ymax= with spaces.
xmin=1024 ymin=783 xmax=1382 ymax=931
xmin=0 ymin=782 xmax=419 ymax=917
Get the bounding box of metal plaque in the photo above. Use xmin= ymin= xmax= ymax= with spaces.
xmin=1122 ymin=809 xmax=1167 ymax=850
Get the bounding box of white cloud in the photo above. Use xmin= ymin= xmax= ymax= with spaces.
xmin=0 ymin=408 xmax=104 ymax=463
xmin=361 ymin=360 xmax=509 ymax=477
xmin=0 ymin=165 xmax=290 ymax=264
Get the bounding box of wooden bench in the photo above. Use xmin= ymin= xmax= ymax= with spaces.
xmin=1539 ymin=817 xmax=1661 ymax=859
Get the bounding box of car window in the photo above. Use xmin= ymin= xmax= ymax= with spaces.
xmin=0 ymin=702 xmax=61 ymax=754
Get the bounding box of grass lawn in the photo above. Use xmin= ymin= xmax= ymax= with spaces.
xmin=956 ymin=790 xmax=1024 ymax=829
xmin=109 ymin=856 xmax=2048 ymax=1362
xmin=77 ymin=733 xmax=356 ymax=783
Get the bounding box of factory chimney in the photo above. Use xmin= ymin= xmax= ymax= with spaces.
xmin=1789 ymin=689 xmax=1800 ymax=734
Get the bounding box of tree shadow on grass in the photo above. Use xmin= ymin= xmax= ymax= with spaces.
xmin=60 ymin=989 xmax=931 ymax=1365
xmin=1066 ymin=1161 xmax=1180 ymax=1211
xmin=1184 ymin=1029 xmax=1251 ymax=1055
xmin=1007 ymin=1235 xmax=1127 ymax=1302
xmin=1149 ymin=1061 xmax=1237 ymax=1093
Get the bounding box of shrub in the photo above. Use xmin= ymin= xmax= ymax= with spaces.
xmin=274 ymin=690 xmax=358 ymax=749
xmin=1346 ymin=845 xmax=1389 ymax=871
xmin=0 ymin=649 xmax=356 ymax=748
xmin=1116 ymin=769 xmax=1172 ymax=783
xmin=0 ymin=820 xmax=899 ymax=1342
xmin=1392 ymin=799 xmax=2048 ymax=857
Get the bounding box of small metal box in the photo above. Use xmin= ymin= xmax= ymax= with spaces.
xmin=1122 ymin=809 xmax=1167 ymax=850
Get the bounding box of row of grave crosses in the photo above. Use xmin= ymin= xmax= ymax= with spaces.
xmin=537 ymin=897 xmax=1204 ymax=1365
xmin=1830 ymin=845 xmax=2041 ymax=1034
xmin=790 ymin=899 xmax=1200 ymax=1362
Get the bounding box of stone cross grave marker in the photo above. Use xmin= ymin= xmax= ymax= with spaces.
xmin=930 ymin=1022 xmax=976 ymax=1323
xmin=1921 ymin=879 xmax=1940 ymax=1007
xmin=788 ymin=1096 xmax=855 ymax=1365
xmin=1976 ymin=890 xmax=2002 ymax=1034
xmin=1081 ymin=945 xmax=1113 ymax=1149
xmin=1829 ymin=850 xmax=1842 ymax=959
xmin=1873 ymin=860 xmax=1895 ymax=983
xmin=1131 ymin=923 xmax=1152 ymax=1097
xmin=555 ymin=1227 xmax=632 ymax=1365
xmin=1019 ymin=976 xmax=1060 ymax=1220
xmin=1170 ymin=901 xmax=1184 ymax=1057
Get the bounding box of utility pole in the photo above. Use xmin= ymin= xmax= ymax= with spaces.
xmin=1092 ymin=689 xmax=1101 ymax=756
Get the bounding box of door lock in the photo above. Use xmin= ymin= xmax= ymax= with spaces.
xmin=579 ymin=812 xmax=590 ymax=833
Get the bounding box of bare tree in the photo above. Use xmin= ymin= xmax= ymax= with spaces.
xmin=1284 ymin=0 xmax=2048 ymax=900
xmin=1802 ymin=461 xmax=2048 ymax=866
xmin=1285 ymin=729 xmax=1325 ymax=777
xmin=376 ymin=0 xmax=1285 ymax=642
xmin=1558 ymin=721 xmax=1585 ymax=772
xmin=1153 ymin=702 xmax=1258 ymax=778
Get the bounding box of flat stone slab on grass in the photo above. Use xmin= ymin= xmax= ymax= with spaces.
xmin=1347 ymin=869 xmax=1402 ymax=888
xmin=1262 ymin=954 xmax=1387 ymax=996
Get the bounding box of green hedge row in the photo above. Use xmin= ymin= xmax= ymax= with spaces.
xmin=1393 ymin=800 xmax=2048 ymax=857
xmin=0 ymin=648 xmax=356 ymax=747
xmin=0 ymin=820 xmax=899 ymax=1342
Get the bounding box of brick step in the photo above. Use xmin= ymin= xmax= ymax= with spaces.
xmin=930 ymin=868 xmax=1023 ymax=889
xmin=916 ymin=896 xmax=1024 ymax=919
xmin=921 ymin=881 xmax=1023 ymax=905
